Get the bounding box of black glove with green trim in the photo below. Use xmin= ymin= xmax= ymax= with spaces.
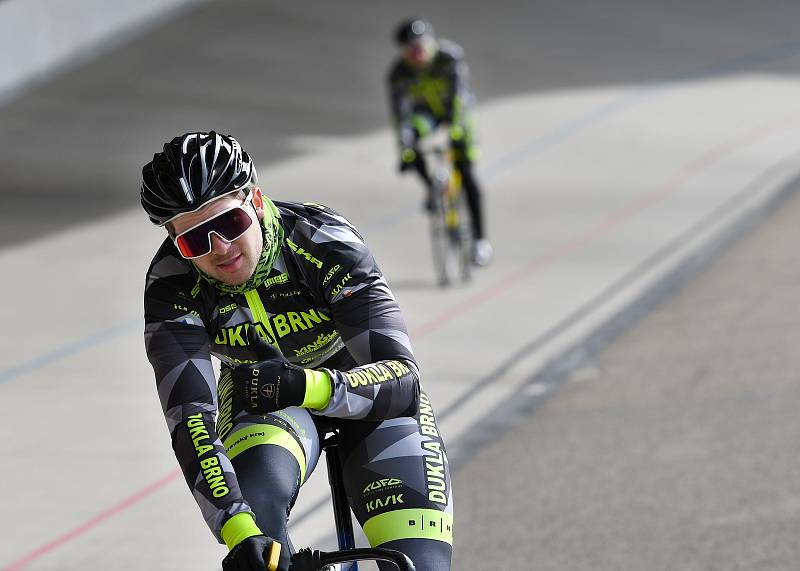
xmin=222 ymin=535 xmax=291 ymax=571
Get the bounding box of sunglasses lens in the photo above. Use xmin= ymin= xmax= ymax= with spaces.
xmin=213 ymin=207 xmax=254 ymax=241
xmin=175 ymin=231 xmax=209 ymax=258
xmin=175 ymin=207 xmax=254 ymax=258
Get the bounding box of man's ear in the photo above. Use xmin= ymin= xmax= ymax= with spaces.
xmin=252 ymin=186 xmax=265 ymax=219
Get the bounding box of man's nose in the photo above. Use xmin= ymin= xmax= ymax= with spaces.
xmin=209 ymin=232 xmax=232 ymax=254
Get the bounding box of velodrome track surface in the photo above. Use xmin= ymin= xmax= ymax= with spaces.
xmin=452 ymin=158 xmax=800 ymax=570
xmin=3 ymin=1 xmax=800 ymax=569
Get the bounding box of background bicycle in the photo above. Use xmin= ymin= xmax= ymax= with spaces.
xmin=418 ymin=128 xmax=473 ymax=287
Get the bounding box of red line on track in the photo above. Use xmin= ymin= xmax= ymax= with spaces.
xmin=5 ymin=117 xmax=790 ymax=570
xmin=411 ymin=117 xmax=790 ymax=339
xmin=3 ymin=468 xmax=182 ymax=571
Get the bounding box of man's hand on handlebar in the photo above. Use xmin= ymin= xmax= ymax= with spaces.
xmin=222 ymin=535 xmax=291 ymax=571
xmin=399 ymin=147 xmax=418 ymax=172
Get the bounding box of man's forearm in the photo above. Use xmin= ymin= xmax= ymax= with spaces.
xmin=316 ymin=358 xmax=420 ymax=420
xmin=171 ymin=412 xmax=253 ymax=542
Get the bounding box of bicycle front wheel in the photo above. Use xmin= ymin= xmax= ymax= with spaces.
xmin=430 ymin=203 xmax=458 ymax=287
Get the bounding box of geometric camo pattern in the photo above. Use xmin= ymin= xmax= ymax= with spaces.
xmin=144 ymin=200 xmax=422 ymax=541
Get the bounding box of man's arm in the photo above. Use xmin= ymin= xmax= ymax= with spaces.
xmin=320 ymin=274 xmax=421 ymax=420
xmin=387 ymin=63 xmax=418 ymax=154
xmin=440 ymin=41 xmax=472 ymax=129
xmin=301 ymin=212 xmax=421 ymax=420
xmin=144 ymin=251 xmax=256 ymax=543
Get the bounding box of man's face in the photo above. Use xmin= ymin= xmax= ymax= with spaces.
xmin=169 ymin=188 xmax=265 ymax=286
xmin=402 ymin=36 xmax=436 ymax=67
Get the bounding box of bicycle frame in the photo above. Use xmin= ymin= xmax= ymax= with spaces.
xmin=324 ymin=433 xmax=357 ymax=560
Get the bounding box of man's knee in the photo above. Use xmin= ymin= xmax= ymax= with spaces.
xmin=229 ymin=437 xmax=302 ymax=539
xmin=224 ymin=413 xmax=320 ymax=538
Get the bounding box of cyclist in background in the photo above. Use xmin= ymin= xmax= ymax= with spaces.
xmin=141 ymin=132 xmax=453 ymax=571
xmin=387 ymin=17 xmax=493 ymax=267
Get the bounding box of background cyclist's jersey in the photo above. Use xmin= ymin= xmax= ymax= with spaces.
xmin=143 ymin=201 xmax=420 ymax=541
xmin=387 ymin=39 xmax=474 ymax=133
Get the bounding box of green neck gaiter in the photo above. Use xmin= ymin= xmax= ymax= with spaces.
xmin=197 ymin=196 xmax=284 ymax=295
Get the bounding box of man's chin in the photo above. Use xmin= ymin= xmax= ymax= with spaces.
xmin=217 ymin=275 xmax=248 ymax=286
xmin=216 ymin=267 xmax=254 ymax=286
xmin=200 ymin=263 xmax=255 ymax=286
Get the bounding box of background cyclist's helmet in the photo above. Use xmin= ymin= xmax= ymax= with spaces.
xmin=141 ymin=131 xmax=257 ymax=225
xmin=394 ymin=18 xmax=434 ymax=46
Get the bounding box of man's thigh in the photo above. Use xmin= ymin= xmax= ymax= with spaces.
xmin=337 ymin=392 xmax=453 ymax=568
xmin=222 ymin=408 xmax=323 ymax=541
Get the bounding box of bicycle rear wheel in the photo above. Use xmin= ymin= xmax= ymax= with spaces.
xmin=453 ymin=190 xmax=473 ymax=283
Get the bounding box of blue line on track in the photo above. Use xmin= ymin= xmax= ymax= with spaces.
xmin=482 ymin=39 xmax=800 ymax=180
xmin=0 ymin=319 xmax=141 ymax=385
xmin=3 ymin=39 xmax=800 ymax=386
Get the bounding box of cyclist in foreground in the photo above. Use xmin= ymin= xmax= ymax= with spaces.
xmin=387 ymin=18 xmax=493 ymax=267
xmin=141 ymin=132 xmax=453 ymax=570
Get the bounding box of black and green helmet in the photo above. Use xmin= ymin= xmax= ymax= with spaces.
xmin=394 ymin=18 xmax=434 ymax=46
xmin=141 ymin=131 xmax=257 ymax=226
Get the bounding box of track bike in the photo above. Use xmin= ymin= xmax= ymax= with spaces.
xmin=418 ymin=128 xmax=473 ymax=287
xmin=289 ymin=431 xmax=416 ymax=571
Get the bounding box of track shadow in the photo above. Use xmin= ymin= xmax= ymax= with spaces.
xmin=4 ymin=0 xmax=800 ymax=248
